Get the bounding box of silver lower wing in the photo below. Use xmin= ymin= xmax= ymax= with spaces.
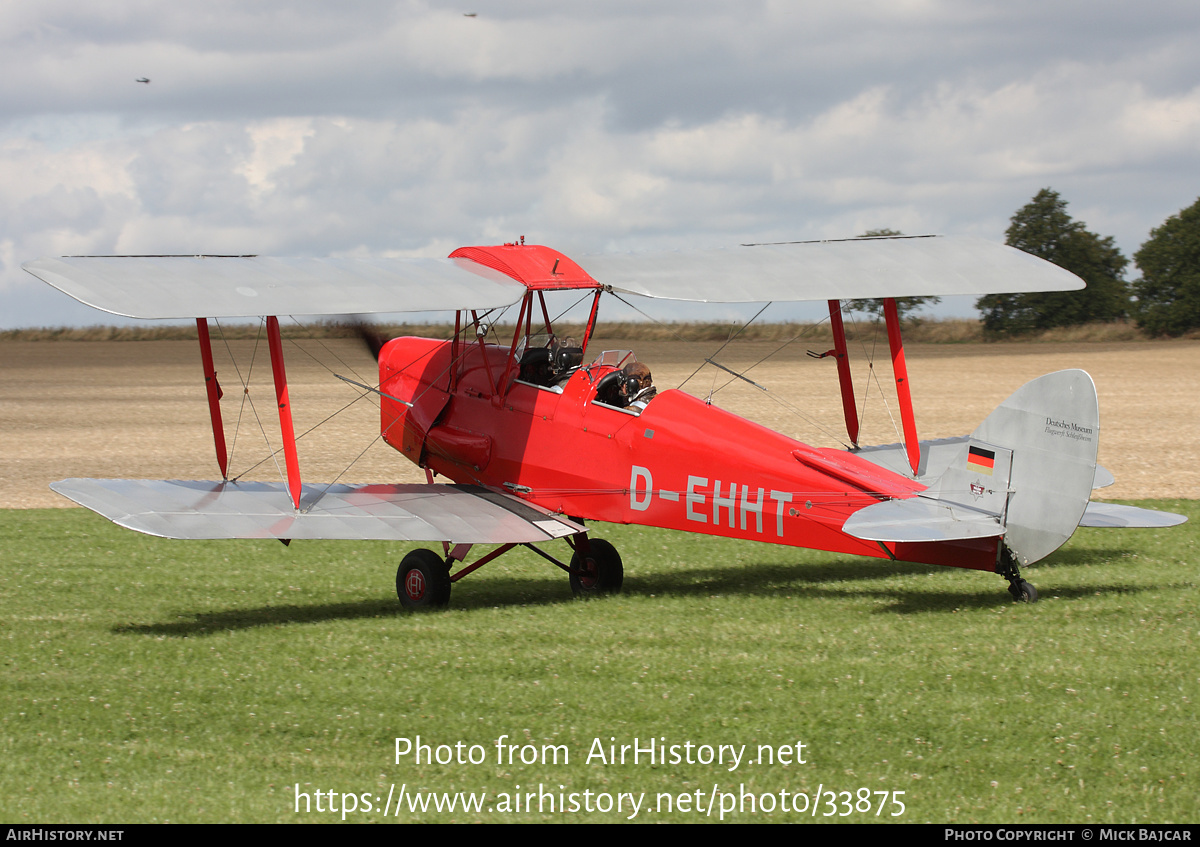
xmin=51 ymin=479 xmax=583 ymax=543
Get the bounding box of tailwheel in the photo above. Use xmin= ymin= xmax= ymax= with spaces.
xmin=1008 ymin=579 xmax=1038 ymax=604
xmin=569 ymin=538 xmax=623 ymax=598
xmin=396 ymin=549 xmax=452 ymax=610
xmin=997 ymin=546 xmax=1037 ymax=604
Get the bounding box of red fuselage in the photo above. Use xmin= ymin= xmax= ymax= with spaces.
xmin=379 ymin=336 xmax=999 ymax=570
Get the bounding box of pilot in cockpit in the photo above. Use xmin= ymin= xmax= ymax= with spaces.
xmin=596 ymin=360 xmax=657 ymax=409
xmin=619 ymin=361 xmax=657 ymax=408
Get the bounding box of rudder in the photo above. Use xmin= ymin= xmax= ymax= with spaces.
xmin=971 ymin=369 xmax=1099 ymax=565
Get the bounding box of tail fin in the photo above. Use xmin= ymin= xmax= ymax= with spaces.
xmin=846 ymin=369 xmax=1185 ymax=569
xmin=964 ymin=369 xmax=1098 ymax=564
xmin=844 ymin=370 xmax=1098 ymax=564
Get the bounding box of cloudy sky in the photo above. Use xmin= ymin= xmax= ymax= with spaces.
xmin=3 ymin=0 xmax=1200 ymax=326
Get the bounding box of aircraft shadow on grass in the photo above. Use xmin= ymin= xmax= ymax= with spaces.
xmin=112 ymin=546 xmax=1141 ymax=637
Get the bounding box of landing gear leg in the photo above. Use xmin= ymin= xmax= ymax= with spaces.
xmin=997 ymin=546 xmax=1037 ymax=603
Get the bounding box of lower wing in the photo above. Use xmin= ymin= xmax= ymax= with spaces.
xmin=51 ymin=478 xmax=582 ymax=543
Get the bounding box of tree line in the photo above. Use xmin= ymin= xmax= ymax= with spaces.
xmin=855 ymin=191 xmax=1200 ymax=337
xmin=977 ymin=189 xmax=1200 ymax=337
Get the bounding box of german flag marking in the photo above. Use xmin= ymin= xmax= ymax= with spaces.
xmin=967 ymin=445 xmax=995 ymax=476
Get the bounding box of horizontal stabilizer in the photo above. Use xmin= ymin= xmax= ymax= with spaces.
xmin=852 ymin=436 xmax=969 ymax=482
xmin=1078 ymin=502 xmax=1187 ymax=528
xmin=51 ymin=478 xmax=583 ymax=543
xmin=853 ymin=440 xmax=1117 ymax=493
xmin=842 ymin=496 xmax=1004 ymax=543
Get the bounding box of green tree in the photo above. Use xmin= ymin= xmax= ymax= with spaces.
xmin=976 ymin=189 xmax=1130 ymax=335
xmin=1133 ymin=197 xmax=1200 ymax=336
xmin=846 ymin=229 xmax=941 ymax=323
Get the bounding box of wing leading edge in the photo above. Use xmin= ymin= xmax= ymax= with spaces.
xmin=50 ymin=479 xmax=583 ymax=543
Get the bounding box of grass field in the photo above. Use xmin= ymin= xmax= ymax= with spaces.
xmin=2 ymin=501 xmax=1195 ymax=823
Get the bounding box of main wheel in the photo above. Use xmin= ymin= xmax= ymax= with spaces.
xmin=569 ymin=538 xmax=623 ymax=597
xmin=396 ymin=549 xmax=451 ymax=609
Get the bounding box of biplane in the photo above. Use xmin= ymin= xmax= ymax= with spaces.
xmin=24 ymin=235 xmax=1185 ymax=608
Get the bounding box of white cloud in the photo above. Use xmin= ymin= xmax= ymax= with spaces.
xmin=4 ymin=2 xmax=1200 ymax=325
xmin=238 ymin=117 xmax=316 ymax=196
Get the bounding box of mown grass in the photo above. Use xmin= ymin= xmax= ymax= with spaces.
xmin=0 ymin=318 xmax=1183 ymax=345
xmin=1 ymin=503 xmax=1196 ymax=823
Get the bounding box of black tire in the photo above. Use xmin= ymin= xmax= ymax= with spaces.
xmin=569 ymin=538 xmax=623 ymax=597
xmin=396 ymin=549 xmax=451 ymax=609
xmin=1009 ymin=579 xmax=1038 ymax=603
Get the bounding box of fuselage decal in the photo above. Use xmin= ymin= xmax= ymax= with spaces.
xmin=630 ymin=465 xmax=791 ymax=538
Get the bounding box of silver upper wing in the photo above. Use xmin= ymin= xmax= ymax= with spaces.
xmin=580 ymin=235 xmax=1085 ymax=303
xmin=22 ymin=255 xmax=526 ymax=319
xmin=26 ymin=235 xmax=1082 ymax=318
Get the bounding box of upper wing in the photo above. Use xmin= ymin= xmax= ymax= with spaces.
xmin=24 ymin=235 xmax=1084 ymax=317
xmin=580 ymin=235 xmax=1084 ymax=303
xmin=22 ymin=255 xmax=527 ymax=319
xmin=50 ymin=478 xmax=584 ymax=543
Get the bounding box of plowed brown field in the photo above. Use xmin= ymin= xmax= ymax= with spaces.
xmin=2 ymin=337 xmax=1196 ymax=508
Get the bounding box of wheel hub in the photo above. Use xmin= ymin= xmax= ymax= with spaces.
xmin=405 ymin=569 xmax=426 ymax=601
xmin=577 ymin=557 xmax=598 ymax=589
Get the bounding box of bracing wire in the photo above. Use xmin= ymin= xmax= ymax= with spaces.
xmin=843 ymin=306 xmax=902 ymax=444
xmin=214 ymin=318 xmax=286 ymax=483
xmin=261 ymin=306 xmax=517 ymax=496
xmin=606 ymin=291 xmax=854 ymax=446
